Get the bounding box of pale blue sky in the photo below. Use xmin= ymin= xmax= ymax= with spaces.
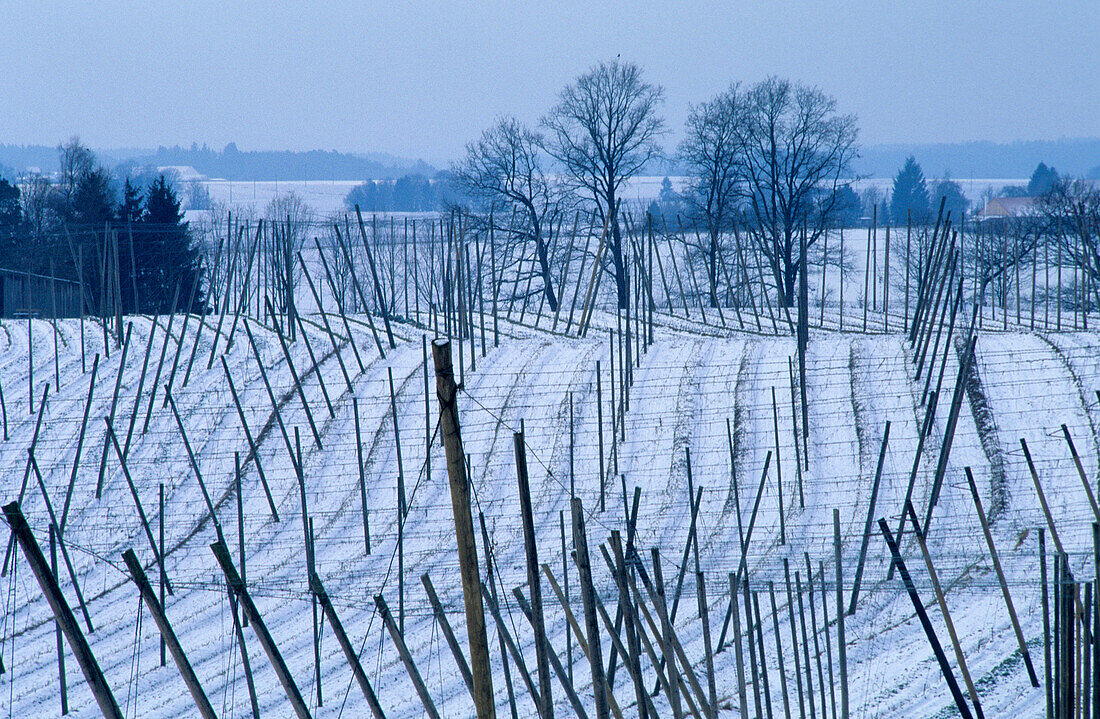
xmin=2 ymin=1 xmax=1098 ymax=163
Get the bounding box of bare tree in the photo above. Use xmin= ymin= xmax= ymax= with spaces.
xmin=266 ymin=192 xmax=312 ymax=321
xmin=679 ymin=84 xmax=745 ymax=307
xmin=737 ymin=77 xmax=859 ymax=306
xmin=1038 ymin=178 xmax=1100 ymax=308
xmin=542 ymin=59 xmax=665 ymax=309
xmin=57 ymin=136 xmax=95 ymax=204
xmin=454 ymin=116 xmax=564 ymax=311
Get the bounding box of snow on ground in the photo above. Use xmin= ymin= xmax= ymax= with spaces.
xmin=1 ymin=309 xmax=1098 ymax=718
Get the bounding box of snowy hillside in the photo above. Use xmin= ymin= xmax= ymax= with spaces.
xmin=1 ymin=311 xmax=1098 ymax=718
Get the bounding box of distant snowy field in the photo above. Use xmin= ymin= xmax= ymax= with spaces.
xmin=196 ymin=176 xmax=1028 ymax=217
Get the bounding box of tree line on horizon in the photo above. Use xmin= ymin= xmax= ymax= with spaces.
xmin=0 ymin=138 xmax=203 ymax=315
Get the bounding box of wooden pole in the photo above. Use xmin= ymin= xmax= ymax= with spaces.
xmin=571 ymin=497 xmax=610 ymax=719
xmin=295 ymin=257 xmax=355 ymax=391
xmin=904 ymin=502 xmax=984 ymax=718
xmin=309 ymin=572 xmax=387 ymax=719
xmin=4 ymin=502 xmax=124 ymax=719
xmin=794 ymin=570 xmax=817 ymax=719
xmin=729 ymin=573 xmax=749 ymax=719
xmin=220 ymin=357 xmax=279 ymax=520
xmin=964 ymin=467 xmax=1041 ymax=686
xmin=354 ymin=397 xmax=370 ymax=553
xmin=878 ymin=518 xmax=974 ymax=719
xmin=514 ymin=430 xmax=554 ymax=717
xmin=355 ymin=208 xmax=396 ymax=347
xmin=422 ymin=573 xmax=475 ymax=699
xmin=772 ymin=386 xmax=786 ymax=544
xmin=49 ymin=526 xmax=68 ymax=715
xmin=848 ymin=421 xmax=890 ymax=614
xmin=1062 ymin=425 xmax=1100 ymax=522
xmin=121 ymin=549 xmax=218 ymax=719
xmin=1043 ymin=528 xmax=1053 ymax=719
xmin=212 ymin=540 xmax=313 ymax=719
xmin=769 ymin=581 xmax=794 ymax=719
xmin=432 ymin=340 xmax=496 ymax=719
xmin=512 ymin=587 xmax=591 ymax=719
xmin=60 ymin=354 xmax=99 ymax=531
xmin=834 ymin=510 xmax=849 ymax=719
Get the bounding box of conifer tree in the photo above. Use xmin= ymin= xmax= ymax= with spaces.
xmin=890 ymin=156 xmax=930 ymax=224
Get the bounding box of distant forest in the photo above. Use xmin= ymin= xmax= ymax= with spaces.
xmin=856 ymin=138 xmax=1100 ymax=179
xmin=4 ymin=138 xmax=1100 ymax=183
xmin=0 ymin=143 xmax=436 ymax=181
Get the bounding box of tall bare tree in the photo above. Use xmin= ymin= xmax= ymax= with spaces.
xmin=738 ymin=77 xmax=858 ymax=305
xmin=454 ymin=116 xmax=563 ymax=311
xmin=680 ymin=84 xmax=745 ymax=307
xmin=57 ymin=136 xmax=95 ymax=205
xmin=542 ymin=59 xmax=665 ymax=308
xmin=1039 ymin=178 xmax=1100 ymax=308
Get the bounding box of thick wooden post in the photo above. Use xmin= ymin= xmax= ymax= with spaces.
xmin=514 ymin=430 xmax=554 ymax=717
xmin=432 ymin=339 xmax=497 ymax=719
xmin=121 ymin=549 xmax=218 ymax=719
xmin=3 ymin=502 xmax=124 ymax=719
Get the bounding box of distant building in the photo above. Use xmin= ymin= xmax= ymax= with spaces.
xmin=976 ymin=196 xmax=1038 ymax=220
xmin=156 ymin=165 xmax=206 ymax=182
xmin=0 ymin=267 xmax=83 ymax=318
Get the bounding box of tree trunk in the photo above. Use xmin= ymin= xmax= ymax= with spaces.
xmin=534 ymin=236 xmax=559 ymax=312
xmin=783 ymin=262 xmax=798 ymax=308
xmin=611 ymin=217 xmax=629 ymax=310
xmin=708 ymin=228 xmax=719 ymax=308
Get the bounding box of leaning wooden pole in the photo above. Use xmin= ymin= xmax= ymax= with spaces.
xmin=211 ymin=540 xmax=313 ymax=719
xmin=514 ymin=430 xmax=555 ymax=718
xmin=964 ymin=467 xmax=1041 ymax=687
xmin=3 ymin=502 xmax=124 ymax=719
xmin=309 ymin=572 xmax=387 ymax=719
xmin=878 ymin=518 xmax=975 ymax=719
xmin=121 ymin=549 xmax=218 ymax=719
xmin=432 ymin=339 xmax=497 ymax=719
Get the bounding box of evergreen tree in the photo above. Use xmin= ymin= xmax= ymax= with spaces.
xmin=118 ymin=178 xmax=143 ymax=225
xmin=1027 ymin=162 xmax=1059 ymax=196
xmin=137 ymin=176 xmax=203 ymax=314
xmin=70 ymin=167 xmax=115 ymax=229
xmin=890 ymin=156 xmax=930 ymax=224
xmin=930 ymin=177 xmax=969 ymax=221
xmin=830 ymin=184 xmax=862 ymax=227
xmin=0 ymin=177 xmax=24 ymax=270
xmin=68 ymin=167 xmax=118 ymax=299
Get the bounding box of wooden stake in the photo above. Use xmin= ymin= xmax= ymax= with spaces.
xmin=212 ymin=540 xmax=313 ymax=719
xmin=3 ymin=502 xmax=124 ymax=719
xmin=878 ymin=519 xmax=974 ymax=719
xmin=220 ymin=357 xmax=279 ymax=520
xmin=964 ymin=467 xmax=1041 ymax=686
xmin=571 ymin=497 xmax=610 ymax=719
xmin=422 ymin=573 xmax=475 ymax=699
xmin=432 ymin=340 xmax=496 ymax=719
xmin=121 ymin=549 xmax=218 ymax=719
xmin=514 ymin=430 xmax=554 ymax=717
xmin=848 ymin=421 xmax=890 ymax=614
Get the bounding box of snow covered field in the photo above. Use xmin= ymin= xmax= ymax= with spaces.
xmin=1 ymin=306 xmax=1097 ymax=718
xmin=193 ymin=176 xmax=1028 ymax=219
